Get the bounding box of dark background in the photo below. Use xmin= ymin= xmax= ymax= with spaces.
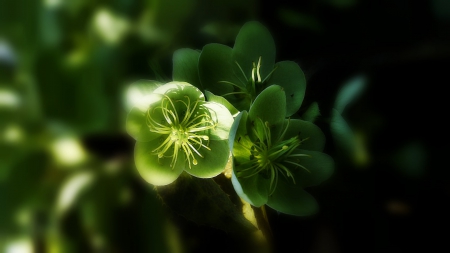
xmin=1 ymin=0 xmax=449 ymax=252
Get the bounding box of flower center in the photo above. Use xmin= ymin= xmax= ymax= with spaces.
xmin=146 ymin=94 xmax=216 ymax=169
xmin=219 ymin=56 xmax=277 ymax=104
xmin=235 ymin=118 xmax=310 ymax=195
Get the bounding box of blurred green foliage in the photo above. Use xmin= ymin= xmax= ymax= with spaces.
xmin=1 ymin=0 xmax=450 ymax=252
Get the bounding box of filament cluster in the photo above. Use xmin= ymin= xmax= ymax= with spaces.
xmin=236 ymin=118 xmax=310 ymax=195
xmin=146 ymin=94 xmax=217 ymax=169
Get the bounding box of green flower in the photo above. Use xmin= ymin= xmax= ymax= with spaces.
xmin=196 ymin=21 xmax=306 ymax=116
xmin=229 ymin=85 xmax=334 ymax=216
xmin=126 ymin=81 xmax=234 ymax=186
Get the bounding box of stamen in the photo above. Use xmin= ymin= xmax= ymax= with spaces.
xmin=221 ymin=91 xmax=248 ymax=97
xmin=256 ymin=56 xmax=262 ymax=83
xmin=235 ymin=61 xmax=248 ymax=84
xmin=284 ymin=160 xmax=311 ymax=173
xmin=218 ymin=80 xmax=245 ymax=90
xmin=261 ymin=65 xmax=278 ymax=83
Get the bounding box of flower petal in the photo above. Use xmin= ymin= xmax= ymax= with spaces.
xmin=126 ymin=93 xmax=164 ymax=142
xmin=277 ymin=119 xmax=326 ymax=151
xmin=199 ymin=43 xmax=244 ymax=94
xmin=266 ymin=180 xmax=318 ymax=216
xmin=301 ymin=101 xmax=320 ymax=123
xmin=153 ymin=81 xmax=204 ymax=102
xmin=266 ymin=61 xmax=306 ymax=117
xmin=204 ymin=90 xmax=239 ymax=117
xmin=183 ymin=140 xmax=230 ymax=178
xmin=228 ymin=110 xmax=247 ymax=151
xmin=134 ymin=140 xmax=185 ymax=186
xmin=126 ymin=107 xmax=159 ymax=142
xmin=232 ymin=21 xmax=275 ymax=81
xmin=289 ymin=149 xmax=334 ymax=188
xmin=124 ymin=79 xmax=162 ymax=112
xmin=249 ymin=84 xmax=286 ymax=126
xmin=231 ymin=169 xmax=270 ymax=207
xmin=172 ymin=48 xmax=202 ymax=90
xmin=202 ymin=101 xmax=234 ymax=141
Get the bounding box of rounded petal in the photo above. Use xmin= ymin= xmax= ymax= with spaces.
xmin=172 ymin=48 xmax=202 ymax=89
xmin=231 ymin=169 xmax=270 ymax=207
xmin=204 ymin=90 xmax=239 ymax=117
xmin=232 ymin=21 xmax=276 ymax=81
xmin=301 ymin=101 xmax=320 ymax=123
xmin=134 ymin=141 xmax=185 ymax=186
xmin=126 ymin=93 xmax=164 ymax=142
xmin=249 ymin=84 xmax=286 ymax=126
xmin=126 ymin=107 xmax=158 ymax=142
xmin=124 ymin=79 xmax=162 ymax=112
xmin=289 ymin=149 xmax=334 ymax=188
xmin=266 ymin=61 xmax=306 ymax=117
xmin=266 ymin=180 xmax=318 ymax=216
xmin=184 ymin=140 xmax=230 ymax=178
xmin=202 ymin=101 xmax=234 ymax=140
xmin=153 ymin=81 xmax=204 ymax=102
xmin=277 ymin=119 xmax=326 ymax=151
xmin=199 ymin=43 xmax=244 ymax=94
xmin=228 ymin=110 xmax=246 ymax=151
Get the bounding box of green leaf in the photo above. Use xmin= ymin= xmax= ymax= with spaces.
xmin=334 ymin=74 xmax=366 ymax=114
xmin=266 ymin=182 xmax=318 ymax=216
xmin=301 ymin=101 xmax=321 ymax=122
xmin=231 ymin=169 xmax=269 ymax=207
xmin=232 ymin=21 xmax=276 ymax=81
xmin=330 ymin=108 xmax=356 ymax=159
xmin=202 ymin=101 xmax=234 ymax=141
xmin=290 ymin=149 xmax=334 ymax=188
xmin=278 ymin=119 xmax=326 ymax=152
xmin=55 ymin=171 xmax=95 ymax=217
xmin=204 ymin=90 xmax=239 ymax=117
xmin=198 ymin=43 xmax=242 ymax=94
xmin=134 ymin=141 xmax=185 ymax=186
xmin=266 ymin=61 xmax=306 ymax=117
xmin=0 ymin=151 xmax=48 ymax=235
xmin=156 ymin=174 xmax=257 ymax=235
xmin=184 ymin=140 xmax=230 ymax=178
xmin=249 ymin=85 xmax=286 ymax=126
xmin=172 ymin=48 xmax=202 ymax=89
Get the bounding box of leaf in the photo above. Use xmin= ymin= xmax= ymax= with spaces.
xmin=334 ymin=74 xmax=367 ymax=114
xmin=156 ymin=174 xmax=257 ymax=235
xmin=55 ymin=171 xmax=94 ymax=216
xmin=0 ymin=150 xmax=48 ymax=235
xmin=172 ymin=48 xmax=202 ymax=89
